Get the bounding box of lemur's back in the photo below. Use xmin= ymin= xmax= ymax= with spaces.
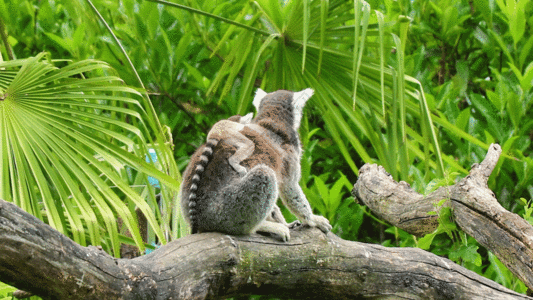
xmin=240 ymin=126 xmax=284 ymax=176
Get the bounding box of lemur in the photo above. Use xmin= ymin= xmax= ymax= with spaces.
xmin=180 ymin=88 xmax=332 ymax=241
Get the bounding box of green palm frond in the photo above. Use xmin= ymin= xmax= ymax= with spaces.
xmin=0 ymin=53 xmax=179 ymax=256
xmin=151 ymin=0 xmax=489 ymax=180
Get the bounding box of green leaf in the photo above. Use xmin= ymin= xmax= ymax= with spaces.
xmin=328 ymin=173 xmax=351 ymax=218
xmin=455 ymin=108 xmax=471 ymax=132
xmin=488 ymin=29 xmax=515 ymax=66
xmin=506 ymin=88 xmax=522 ymax=131
xmin=312 ymin=175 xmax=329 ymax=215
xmin=254 ymin=0 xmax=284 ymax=33
xmin=519 ymin=35 xmax=533 ymax=69
xmin=508 ymin=0 xmax=527 ymax=47
xmin=487 ymin=251 xmax=511 ymax=287
xmin=473 ymin=0 xmax=494 ymax=26
xmin=486 ymin=89 xmax=503 ymax=113
xmin=469 ymin=93 xmax=506 ymax=142
xmin=237 ymin=34 xmax=277 ymax=115
xmin=418 ymin=231 xmax=437 ymax=250
xmin=442 ymin=6 xmax=458 ymax=37
xmin=44 ymin=32 xmax=74 ymax=55
xmin=317 ymin=0 xmax=329 ymax=76
xmin=301 ymin=0 xmax=309 ymax=73
xmin=449 ymin=244 xmax=482 ymax=266
xmin=520 ymin=61 xmax=533 ymax=92
xmin=352 ymin=0 xmax=371 ymax=109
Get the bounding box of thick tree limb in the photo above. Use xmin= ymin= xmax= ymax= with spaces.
xmin=352 ymin=143 xmax=533 ymax=290
xmin=1 ymin=198 xmax=530 ymax=299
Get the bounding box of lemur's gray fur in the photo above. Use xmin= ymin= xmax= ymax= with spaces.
xmin=183 ymin=113 xmax=254 ymax=234
xmin=180 ymin=88 xmax=331 ymax=241
xmin=205 ymin=113 xmax=254 ymax=176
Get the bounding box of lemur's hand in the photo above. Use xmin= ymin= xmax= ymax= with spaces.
xmin=304 ymin=215 xmax=332 ymax=233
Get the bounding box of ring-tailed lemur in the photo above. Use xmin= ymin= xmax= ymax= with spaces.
xmin=180 ymin=89 xmax=332 ymax=241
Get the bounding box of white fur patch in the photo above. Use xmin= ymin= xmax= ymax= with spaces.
xmin=292 ymin=88 xmax=313 ymax=130
xmin=253 ymin=88 xmax=268 ymax=111
xmin=293 ymin=88 xmax=313 ymax=108
xmin=240 ymin=112 xmax=254 ymax=124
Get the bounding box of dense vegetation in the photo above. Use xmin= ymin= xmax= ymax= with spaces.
xmin=0 ymin=0 xmax=532 ymax=297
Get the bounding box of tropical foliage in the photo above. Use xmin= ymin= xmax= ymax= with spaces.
xmin=0 ymin=0 xmax=532 ymax=297
xmin=0 ymin=281 xmax=16 ymax=300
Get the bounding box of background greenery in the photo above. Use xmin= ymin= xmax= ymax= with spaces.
xmin=0 ymin=0 xmax=532 ymax=297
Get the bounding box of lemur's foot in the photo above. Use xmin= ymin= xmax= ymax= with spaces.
xmin=287 ymin=220 xmax=301 ymax=229
xmin=256 ymin=221 xmax=290 ymax=242
xmin=304 ymin=215 xmax=332 ymax=233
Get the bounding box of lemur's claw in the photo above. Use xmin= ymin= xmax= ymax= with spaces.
xmin=287 ymin=220 xmax=301 ymax=229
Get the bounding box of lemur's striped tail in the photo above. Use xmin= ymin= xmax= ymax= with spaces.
xmin=188 ymin=138 xmax=219 ymax=234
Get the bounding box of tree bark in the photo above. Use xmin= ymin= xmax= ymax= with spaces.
xmin=0 ymin=197 xmax=531 ymax=299
xmin=352 ymin=143 xmax=533 ymax=290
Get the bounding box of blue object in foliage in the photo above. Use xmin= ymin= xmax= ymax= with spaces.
xmin=146 ymin=148 xmax=160 ymax=188
xmin=145 ymin=242 xmax=160 ymax=254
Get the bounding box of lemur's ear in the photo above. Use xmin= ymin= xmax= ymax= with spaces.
xmin=292 ymin=88 xmax=314 ymax=130
xmin=240 ymin=112 xmax=254 ymax=124
xmin=253 ymin=88 xmax=267 ymax=111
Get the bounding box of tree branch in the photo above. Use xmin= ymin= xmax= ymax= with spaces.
xmin=352 ymin=143 xmax=533 ymax=290
xmin=1 ymin=198 xmax=530 ymax=299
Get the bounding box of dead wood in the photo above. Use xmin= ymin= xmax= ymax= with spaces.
xmin=352 ymin=143 xmax=533 ymax=290
xmin=0 ymin=197 xmax=531 ymax=299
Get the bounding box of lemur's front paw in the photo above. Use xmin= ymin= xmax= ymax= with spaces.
xmin=306 ymin=215 xmax=332 ymax=233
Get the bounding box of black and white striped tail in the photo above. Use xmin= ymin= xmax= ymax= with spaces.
xmin=189 ymin=138 xmax=219 ymax=234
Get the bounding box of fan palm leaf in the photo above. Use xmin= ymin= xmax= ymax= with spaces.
xmin=0 ymin=53 xmax=179 ymax=256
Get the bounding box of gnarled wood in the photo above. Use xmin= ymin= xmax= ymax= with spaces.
xmin=352 ymin=143 xmax=533 ymax=290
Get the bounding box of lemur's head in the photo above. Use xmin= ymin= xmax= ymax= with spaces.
xmin=252 ymin=88 xmax=314 ymax=130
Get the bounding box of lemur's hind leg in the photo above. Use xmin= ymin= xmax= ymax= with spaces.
xmin=266 ymin=204 xmax=288 ymax=226
xmin=227 ymin=133 xmax=255 ymax=176
xmin=255 ymin=220 xmax=290 ymax=242
xmin=266 ymin=204 xmax=302 ymax=230
xmin=206 ymin=164 xmax=290 ymax=241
